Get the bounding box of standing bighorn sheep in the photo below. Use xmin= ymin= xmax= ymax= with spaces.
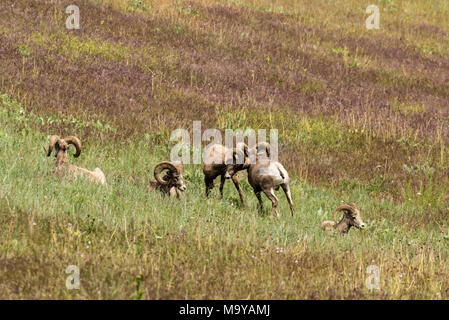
xmin=46 ymin=135 xmax=106 ymax=184
xmin=321 ymin=203 xmax=365 ymax=234
xmin=243 ymin=142 xmax=295 ymax=216
xmin=148 ymin=161 xmax=186 ymax=198
xmin=217 ymin=141 xmax=294 ymax=216
xmin=202 ymin=143 xmax=249 ymax=204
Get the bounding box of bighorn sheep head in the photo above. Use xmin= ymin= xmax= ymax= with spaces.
xmin=154 ymin=161 xmax=187 ymax=192
xmin=322 ymin=203 xmax=365 ymax=234
xmin=224 ymin=142 xmax=271 ymax=178
xmin=334 ymin=203 xmax=365 ymax=229
xmin=47 ymin=135 xmax=81 ymax=158
xmin=224 ymin=142 xmax=249 ymax=178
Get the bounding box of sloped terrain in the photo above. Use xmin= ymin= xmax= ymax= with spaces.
xmin=0 ymin=0 xmax=448 ymax=299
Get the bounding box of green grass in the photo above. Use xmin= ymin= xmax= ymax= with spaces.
xmin=1 ymin=95 xmax=449 ymax=299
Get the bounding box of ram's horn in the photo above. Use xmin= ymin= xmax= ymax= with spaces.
xmin=63 ymin=136 xmax=82 ymax=158
xmin=333 ymin=205 xmax=354 ymax=223
xmin=47 ymin=135 xmax=61 ymax=157
xmin=154 ymin=162 xmax=177 ymax=185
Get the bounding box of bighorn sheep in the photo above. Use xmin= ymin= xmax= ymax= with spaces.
xmin=148 ymin=161 xmax=186 ymax=198
xmin=46 ymin=135 xmax=106 ymax=184
xmin=321 ymin=203 xmax=365 ymax=234
xmin=240 ymin=142 xmax=295 ymax=216
xmin=202 ymin=143 xmax=249 ymax=204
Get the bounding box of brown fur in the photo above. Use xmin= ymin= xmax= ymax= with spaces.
xmin=202 ymin=143 xmax=248 ymax=204
xmin=46 ymin=135 xmax=106 ymax=184
xmin=246 ymin=159 xmax=294 ymax=217
xmin=218 ymin=141 xmax=294 ymax=216
xmin=321 ymin=203 xmax=365 ymax=234
xmin=148 ymin=161 xmax=186 ymax=198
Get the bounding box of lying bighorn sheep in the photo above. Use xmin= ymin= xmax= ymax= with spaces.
xmin=321 ymin=203 xmax=365 ymax=234
xmin=240 ymin=142 xmax=295 ymax=216
xmin=203 ymin=143 xmax=248 ymax=204
xmin=148 ymin=161 xmax=186 ymax=198
xmin=47 ymin=135 xmax=106 ymax=184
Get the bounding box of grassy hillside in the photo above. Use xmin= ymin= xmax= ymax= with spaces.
xmin=0 ymin=0 xmax=448 ymax=299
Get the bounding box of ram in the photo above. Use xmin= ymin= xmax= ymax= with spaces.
xmin=321 ymin=203 xmax=365 ymax=234
xmin=148 ymin=161 xmax=186 ymax=198
xmin=46 ymin=135 xmax=106 ymax=184
xmin=202 ymin=143 xmax=248 ymax=204
xmin=243 ymin=142 xmax=295 ymax=216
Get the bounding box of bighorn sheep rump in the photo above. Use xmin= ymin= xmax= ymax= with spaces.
xmin=221 ymin=141 xmax=294 ymax=216
xmin=244 ymin=143 xmax=294 ymax=216
xmin=148 ymin=161 xmax=186 ymax=198
xmin=321 ymin=203 xmax=365 ymax=234
xmin=46 ymin=135 xmax=106 ymax=184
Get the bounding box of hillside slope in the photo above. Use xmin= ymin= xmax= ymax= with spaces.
xmin=0 ymin=0 xmax=448 ymax=299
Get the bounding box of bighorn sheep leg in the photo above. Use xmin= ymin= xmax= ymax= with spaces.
xmin=262 ymin=187 xmax=279 ymax=216
xmin=255 ymin=190 xmax=264 ymax=212
xmin=280 ymin=183 xmax=295 ymax=216
xmin=231 ymin=175 xmax=245 ymax=205
xmin=205 ymin=177 xmax=214 ymax=197
xmin=219 ymin=175 xmax=225 ymax=198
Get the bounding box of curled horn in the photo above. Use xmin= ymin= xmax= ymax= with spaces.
xmin=63 ymin=136 xmax=82 ymax=158
xmin=47 ymin=135 xmax=61 ymax=157
xmin=154 ymin=162 xmax=177 ymax=185
xmin=333 ymin=204 xmax=355 ymax=224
